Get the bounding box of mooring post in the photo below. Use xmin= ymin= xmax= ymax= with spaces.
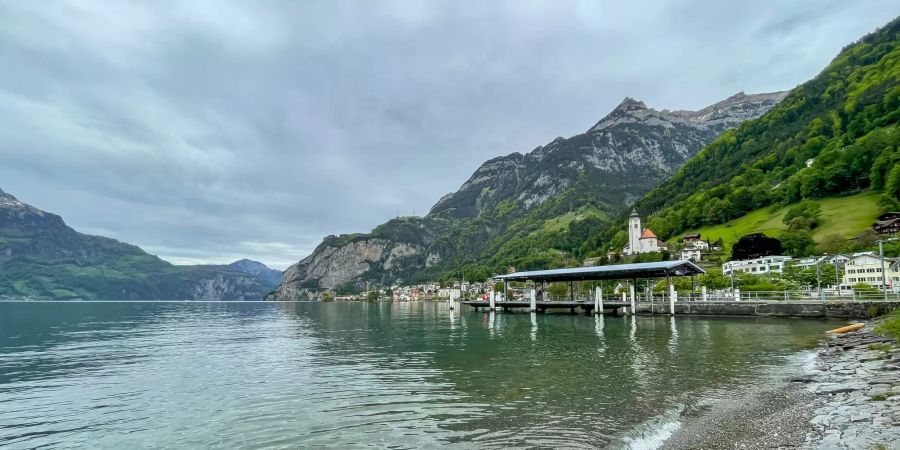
xmin=665 ymin=271 xmax=672 ymax=315
xmin=529 ymin=288 xmax=537 ymax=312
xmin=504 ymin=281 xmax=509 ymax=303
xmin=621 ymin=291 xmax=627 ymax=314
xmin=629 ymin=282 xmax=636 ymax=316
xmin=489 ymin=291 xmax=496 ymax=311
xmin=598 ymin=286 xmax=605 ymax=314
xmin=701 ymin=286 xmax=707 ymax=302
xmin=669 ymin=284 xmax=676 ymax=316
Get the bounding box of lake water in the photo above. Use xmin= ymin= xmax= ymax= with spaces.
xmin=0 ymin=301 xmax=838 ymax=448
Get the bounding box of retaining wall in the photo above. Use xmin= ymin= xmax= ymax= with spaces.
xmin=633 ymin=301 xmax=899 ymax=319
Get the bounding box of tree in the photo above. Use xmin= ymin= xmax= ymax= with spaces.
xmin=321 ymin=291 xmax=334 ymax=302
xmin=783 ymin=200 xmax=822 ymax=230
xmin=366 ymin=290 xmax=379 ymax=301
xmin=781 ymin=229 xmax=816 ymax=257
xmin=731 ymin=233 xmax=784 ymax=260
xmin=885 ymin=163 xmax=900 ymax=200
xmin=818 ymin=233 xmax=848 ymax=255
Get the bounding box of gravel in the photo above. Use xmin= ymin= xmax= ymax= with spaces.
xmin=660 ymin=322 xmax=900 ymax=450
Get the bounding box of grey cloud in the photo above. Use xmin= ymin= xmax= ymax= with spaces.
xmin=1 ymin=1 xmax=897 ymax=269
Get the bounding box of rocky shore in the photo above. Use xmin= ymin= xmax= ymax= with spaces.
xmin=661 ymin=321 xmax=900 ymax=449
xmin=802 ymin=323 xmax=900 ymax=448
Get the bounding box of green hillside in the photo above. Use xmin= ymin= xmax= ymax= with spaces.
xmin=584 ymin=17 xmax=900 ymax=256
xmin=681 ymin=192 xmax=881 ymax=253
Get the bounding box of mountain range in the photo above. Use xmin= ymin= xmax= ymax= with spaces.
xmin=268 ymin=91 xmax=787 ymax=300
xmin=7 ymin=17 xmax=896 ymax=301
xmin=0 ymin=188 xmax=281 ymax=300
xmin=271 ymin=17 xmax=900 ymax=300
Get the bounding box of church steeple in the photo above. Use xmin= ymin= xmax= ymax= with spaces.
xmin=627 ymin=209 xmax=642 ymax=255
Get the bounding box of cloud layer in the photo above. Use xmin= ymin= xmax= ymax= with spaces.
xmin=1 ymin=1 xmax=896 ymax=269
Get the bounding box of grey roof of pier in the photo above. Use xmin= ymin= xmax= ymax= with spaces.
xmin=494 ymin=260 xmax=705 ymax=282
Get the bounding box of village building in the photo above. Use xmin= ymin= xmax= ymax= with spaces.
xmin=438 ymin=287 xmax=461 ymax=300
xmin=679 ymin=233 xmax=710 ymax=261
xmin=793 ymin=254 xmax=851 ymax=270
xmin=842 ymin=252 xmax=900 ymax=292
xmin=873 ymin=212 xmax=900 ymax=235
xmin=622 ymin=210 xmax=667 ymax=255
xmin=722 ymin=255 xmax=792 ymax=276
xmin=582 ymin=257 xmax=602 ymax=267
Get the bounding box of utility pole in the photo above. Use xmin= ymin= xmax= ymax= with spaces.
xmin=833 ymin=256 xmax=840 ymax=295
xmin=816 ymin=260 xmax=822 ymax=301
xmin=729 ymin=265 xmax=735 ymax=292
xmin=880 ymin=240 xmax=888 ymax=301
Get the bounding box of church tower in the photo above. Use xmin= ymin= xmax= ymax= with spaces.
xmin=628 ymin=209 xmax=641 ymax=255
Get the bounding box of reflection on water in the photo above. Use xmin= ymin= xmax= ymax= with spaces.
xmin=0 ymin=301 xmax=836 ymax=448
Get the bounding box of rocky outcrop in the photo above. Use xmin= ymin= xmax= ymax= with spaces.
xmin=188 ymin=272 xmax=266 ymax=301
xmin=268 ymin=231 xmax=433 ymax=301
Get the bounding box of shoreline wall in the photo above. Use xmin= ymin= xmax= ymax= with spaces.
xmin=635 ymin=301 xmax=899 ymax=319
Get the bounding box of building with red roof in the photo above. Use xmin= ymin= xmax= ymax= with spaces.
xmin=622 ymin=209 xmax=668 ymax=255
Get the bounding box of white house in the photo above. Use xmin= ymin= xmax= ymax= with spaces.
xmin=437 ymin=288 xmax=461 ymax=300
xmin=842 ymin=253 xmax=900 ymax=292
xmin=623 ymin=210 xmax=667 ymax=255
xmin=679 ymin=233 xmax=710 ymax=261
xmin=794 ymin=254 xmax=850 ymax=270
xmin=723 ymin=255 xmax=792 ymax=276
xmin=680 ymin=247 xmax=702 ymax=262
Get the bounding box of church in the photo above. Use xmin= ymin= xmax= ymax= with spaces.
xmin=622 ymin=209 xmax=668 ymax=255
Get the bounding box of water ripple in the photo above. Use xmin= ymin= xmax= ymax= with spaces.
xmin=0 ymin=302 xmax=836 ymax=448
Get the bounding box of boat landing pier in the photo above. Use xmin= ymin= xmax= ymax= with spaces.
xmin=461 ymin=300 xmax=629 ymax=315
xmin=463 ymin=260 xmax=704 ymax=316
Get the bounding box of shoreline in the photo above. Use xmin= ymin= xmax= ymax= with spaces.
xmin=659 ymin=321 xmax=900 ymax=449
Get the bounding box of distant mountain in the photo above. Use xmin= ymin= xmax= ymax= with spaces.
xmin=268 ymin=91 xmax=786 ymax=300
xmin=229 ymin=259 xmax=282 ymax=286
xmin=430 ymin=92 xmax=787 ymax=220
xmin=0 ymin=188 xmax=273 ymax=300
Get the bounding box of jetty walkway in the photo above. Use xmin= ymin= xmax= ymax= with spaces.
xmin=457 ymin=261 xmax=900 ymax=319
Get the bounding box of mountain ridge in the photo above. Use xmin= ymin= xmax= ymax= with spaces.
xmin=0 ymin=189 xmax=278 ymax=300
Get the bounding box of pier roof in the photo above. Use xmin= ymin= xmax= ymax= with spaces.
xmin=494 ymin=260 xmax=705 ymax=282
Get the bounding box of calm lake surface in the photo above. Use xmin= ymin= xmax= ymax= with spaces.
xmin=0 ymin=301 xmax=839 ymax=449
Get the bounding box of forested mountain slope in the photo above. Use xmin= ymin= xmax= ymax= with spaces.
xmin=585 ymin=17 xmax=900 ymax=255
xmin=0 ymin=188 xmax=277 ymax=300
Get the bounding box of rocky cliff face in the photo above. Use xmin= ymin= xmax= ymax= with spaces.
xmin=268 ymin=219 xmax=443 ymax=300
xmin=269 ymin=91 xmax=787 ymax=300
xmin=0 ymin=188 xmax=273 ymax=300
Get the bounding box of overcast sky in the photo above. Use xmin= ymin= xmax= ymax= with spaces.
xmin=0 ymin=1 xmax=897 ymax=269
